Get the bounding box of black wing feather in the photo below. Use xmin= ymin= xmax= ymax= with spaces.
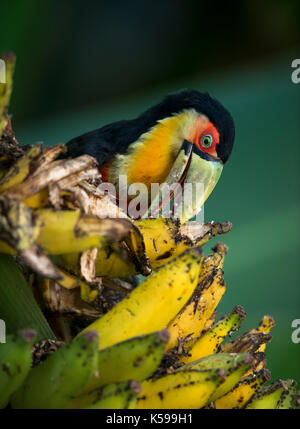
xmin=66 ymin=120 xmax=134 ymax=167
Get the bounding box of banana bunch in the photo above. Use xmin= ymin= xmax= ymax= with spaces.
xmin=1 ymin=242 xmax=299 ymax=409
xmin=0 ymin=140 xmax=232 ymax=309
xmin=0 ymin=52 xmax=298 ymax=410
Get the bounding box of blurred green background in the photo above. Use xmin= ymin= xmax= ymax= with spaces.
xmin=1 ymin=1 xmax=299 ymax=383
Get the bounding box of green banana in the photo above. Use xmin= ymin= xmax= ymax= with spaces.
xmin=68 ymin=381 xmax=141 ymax=409
xmin=276 ymin=380 xmax=298 ymax=409
xmin=292 ymin=391 xmax=300 ymax=409
xmin=0 ymin=329 xmax=36 ymax=408
xmin=81 ymin=330 xmax=169 ymax=394
xmin=246 ymin=379 xmax=297 ymax=409
xmin=177 ymin=352 xmax=254 ymax=401
xmin=11 ymin=330 xmax=99 ymax=409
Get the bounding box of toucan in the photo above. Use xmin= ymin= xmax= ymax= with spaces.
xmin=66 ymin=90 xmax=235 ymax=222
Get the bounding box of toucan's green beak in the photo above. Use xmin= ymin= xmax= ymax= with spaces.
xmin=144 ymin=140 xmax=223 ymax=223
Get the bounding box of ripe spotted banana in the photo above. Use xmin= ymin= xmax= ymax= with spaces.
xmin=166 ymin=243 xmax=227 ymax=351
xmin=215 ymin=368 xmax=271 ymax=409
xmin=80 ymin=247 xmax=203 ymax=350
xmin=137 ymin=370 xmax=220 ymax=409
xmin=138 ymin=352 xmax=253 ymax=409
xmin=134 ymin=218 xmax=231 ymax=269
xmin=180 ymin=305 xmax=246 ymax=363
xmin=177 ymin=352 xmax=254 ymax=402
xmin=51 ymin=220 xmax=231 ymax=278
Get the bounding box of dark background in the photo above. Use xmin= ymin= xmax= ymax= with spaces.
xmin=1 ymin=0 xmax=300 ymax=384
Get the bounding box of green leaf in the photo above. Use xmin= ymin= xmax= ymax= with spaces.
xmin=0 ymin=253 xmax=55 ymax=340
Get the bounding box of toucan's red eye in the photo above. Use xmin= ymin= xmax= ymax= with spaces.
xmin=195 ymin=123 xmax=220 ymax=156
xmin=201 ymin=134 xmax=213 ymax=148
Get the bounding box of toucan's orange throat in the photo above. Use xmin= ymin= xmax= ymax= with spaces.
xmin=108 ymin=110 xmax=199 ymax=189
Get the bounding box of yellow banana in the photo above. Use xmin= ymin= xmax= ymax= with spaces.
xmin=45 ymin=268 xmax=98 ymax=303
xmin=180 ymin=305 xmax=246 ymax=363
xmin=166 ymin=243 xmax=227 ymax=351
xmin=215 ymin=369 xmax=271 ymax=409
xmin=202 ymin=311 xmax=218 ymax=332
xmin=253 ymin=315 xmax=275 ymax=353
xmin=33 ymin=209 xmax=151 ymax=278
xmin=137 ymin=370 xmax=220 ymax=409
xmin=80 ymin=247 xmax=203 ymax=350
xmin=134 ymin=218 xmax=231 ymax=269
xmin=23 ymin=189 xmax=49 ymax=208
xmin=35 ymin=209 xmax=126 ymax=255
xmin=50 ymin=220 xmax=231 ymax=278
xmin=242 ymin=315 xmax=275 ymax=377
xmin=176 ymin=352 xmax=253 ymax=402
xmin=54 ymin=248 xmax=138 ymax=279
xmin=0 ymin=145 xmax=42 ymax=193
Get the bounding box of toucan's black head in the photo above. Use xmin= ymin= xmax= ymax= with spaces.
xmin=65 ymin=89 xmax=235 ymax=222
xmin=139 ymin=89 xmax=235 ymax=164
xmin=66 ymin=89 xmax=235 ymax=168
